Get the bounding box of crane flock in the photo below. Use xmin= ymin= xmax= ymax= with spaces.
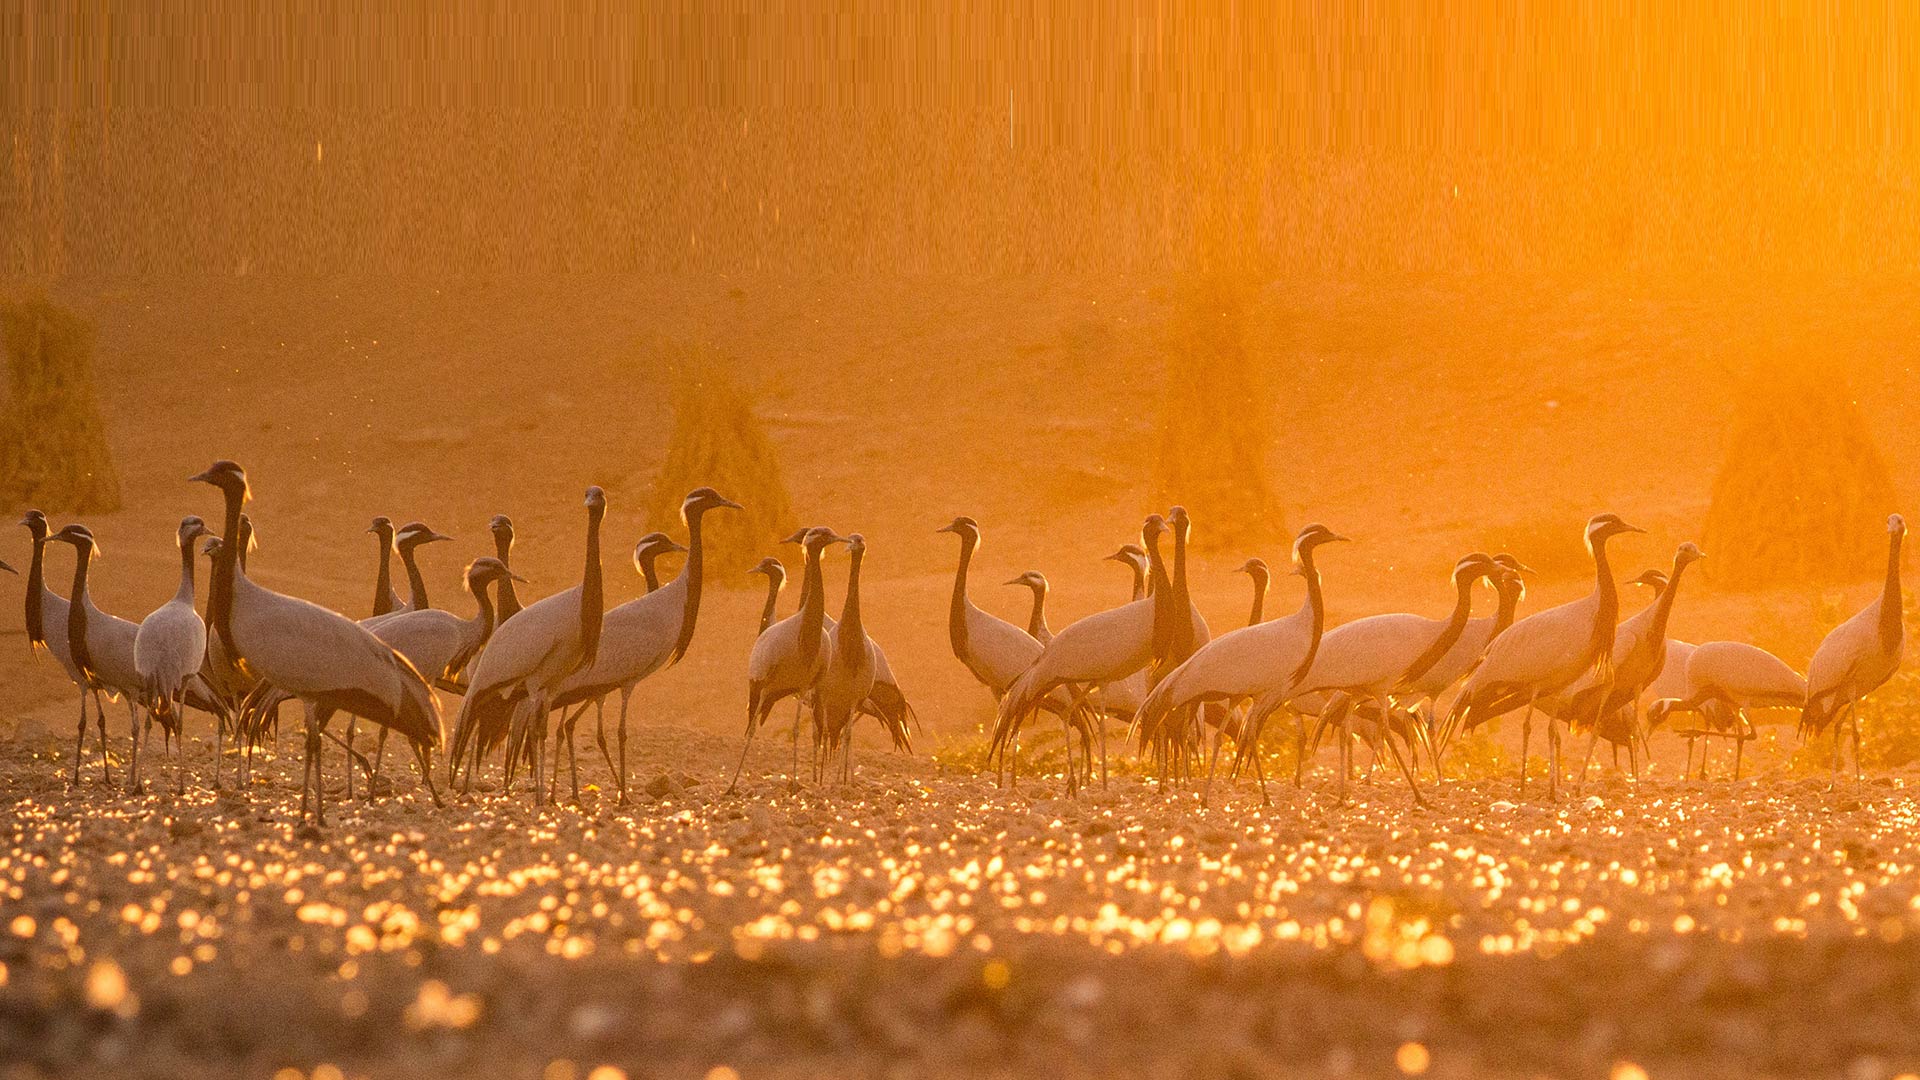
xmin=9 ymin=458 xmax=1909 ymax=823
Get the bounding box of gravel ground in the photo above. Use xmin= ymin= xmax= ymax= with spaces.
xmin=5 ymin=727 xmax=1920 ymax=1080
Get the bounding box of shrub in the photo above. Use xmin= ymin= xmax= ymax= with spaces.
xmin=645 ymin=345 xmax=795 ymax=576
xmin=1704 ymin=363 xmax=1895 ymax=588
xmin=0 ymin=298 xmax=120 ymax=512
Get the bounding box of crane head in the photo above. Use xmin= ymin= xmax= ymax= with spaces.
xmin=1627 ymin=569 xmax=1669 ymax=591
xmin=1004 ymin=570 xmax=1048 ymax=591
xmin=1674 ymin=542 xmax=1705 ymax=568
xmin=583 ymin=486 xmax=607 ymax=514
xmin=189 ymin=460 xmax=251 ymax=502
xmin=19 ymin=509 xmax=48 ymax=539
xmin=1492 ymin=553 xmax=1534 ymax=577
xmin=1290 ymin=523 xmax=1348 ymax=572
xmin=1235 ymin=557 xmax=1270 ymax=580
xmin=397 ymin=521 xmax=453 ymax=550
xmin=1141 ymin=514 xmax=1168 ymax=546
xmin=464 ymin=556 xmax=524 ymax=590
xmin=1584 ymin=513 xmax=1645 ymax=549
xmin=1451 ymin=552 xmax=1497 ymax=585
xmin=801 ymin=526 xmax=842 ymax=552
xmin=177 ymin=516 xmax=210 ymax=550
xmin=749 ymin=556 xmax=786 ymax=584
xmin=935 ymin=516 xmax=980 ymax=540
xmin=1890 ymin=514 xmax=1907 ymax=538
xmin=48 ymin=523 xmax=97 ymax=555
xmin=843 ymin=532 xmax=866 ymax=555
xmin=681 ymin=487 xmax=742 ymax=523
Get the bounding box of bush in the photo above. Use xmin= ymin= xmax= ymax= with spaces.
xmin=1704 ymin=363 xmax=1895 ymax=588
xmin=0 ymin=298 xmax=120 ymax=512
xmin=645 ymin=345 xmax=795 ymax=576
xmin=1154 ymin=274 xmax=1286 ymax=552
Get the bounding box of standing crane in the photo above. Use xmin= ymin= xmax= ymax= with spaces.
xmin=1651 ymin=641 xmax=1807 ymax=781
xmin=1441 ymin=514 xmax=1645 ymax=798
xmin=1006 ymin=570 xmax=1053 ymax=643
xmin=48 ymin=525 xmax=153 ymax=793
xmin=750 ymin=557 xmax=786 ymax=635
xmin=448 ymin=485 xmax=607 ymax=806
xmin=1288 ymin=553 xmax=1500 ymax=804
xmin=815 ymin=533 xmax=880 ymax=781
xmin=547 ymin=488 xmax=739 ymax=803
xmin=21 ymin=510 xmax=107 ymax=786
xmin=192 ymin=461 xmax=442 ymax=826
xmin=1236 ymin=558 xmax=1271 ymax=627
xmin=133 ymin=516 xmax=214 ymax=794
xmin=1801 ymin=514 xmax=1906 ymax=781
xmin=732 ymin=527 xmax=840 ymax=792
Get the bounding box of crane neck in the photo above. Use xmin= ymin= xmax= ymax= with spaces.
xmin=758 ymin=573 xmax=783 ymax=636
xmin=1168 ymin=522 xmax=1195 ymax=658
xmin=493 ymin=536 xmax=521 ymax=623
xmin=1288 ymin=547 xmax=1327 ymax=687
xmin=1588 ymin=534 xmax=1621 ymax=666
xmin=399 ymin=543 xmax=431 ymax=611
xmin=840 ymin=546 xmax=866 ymax=641
xmin=1493 ymin=581 xmax=1521 ymax=636
xmin=469 ymin=573 xmax=498 ymax=641
xmin=66 ymin=544 xmax=95 ymax=684
xmin=639 ymin=554 xmax=663 ymax=592
xmin=1645 ymin=560 xmax=1692 ymax=649
xmin=668 ymin=509 xmax=711 ymax=667
xmin=1146 ymin=531 xmax=1177 ymax=661
xmin=1023 ymin=583 xmax=1049 ymax=641
xmin=579 ymin=506 xmax=604 ymax=668
xmin=211 ymin=487 xmax=243 ymax=651
xmin=1882 ymin=528 xmax=1904 ymax=652
xmin=1400 ymin=571 xmax=1480 ymax=690
xmin=946 ymin=532 xmax=975 ymax=662
xmin=1247 ymin=572 xmax=1268 ymax=627
xmin=1127 ymin=560 xmax=1146 ymax=602
xmin=173 ymin=536 xmax=198 ymax=606
xmin=372 ymin=533 xmax=398 ymax=617
xmin=799 ymin=543 xmax=828 ymax=667
xmin=23 ymin=530 xmax=46 ymax=649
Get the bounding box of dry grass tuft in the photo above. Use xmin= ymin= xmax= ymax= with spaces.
xmin=0 ymin=298 xmax=120 ymax=513
xmin=1703 ymin=362 xmax=1895 ymax=588
xmin=645 ymin=344 xmax=795 ymax=577
xmin=1155 ymin=275 xmax=1286 ymax=551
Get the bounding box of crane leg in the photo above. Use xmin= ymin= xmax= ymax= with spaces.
xmin=617 ymin=693 xmax=635 ymax=805
xmin=1202 ymin=715 xmax=1229 ymax=808
xmin=414 ymin=741 xmax=444 ymax=808
xmin=1850 ymin=704 xmax=1864 ymax=781
xmin=1544 ymin=698 xmax=1561 ymax=802
xmin=1383 ymin=729 xmax=1428 ymax=809
xmin=1576 ymin=726 xmax=1599 ymax=796
xmin=371 ymin=727 xmax=389 ymax=796
xmin=1060 ymin=710 xmax=1077 ymax=799
xmin=344 ymin=718 xmax=358 ymax=801
xmin=1518 ymin=710 xmax=1532 ymax=796
xmin=790 ymin=696 xmax=804 ymax=789
xmin=1336 ymin=706 xmax=1353 ymax=804
xmin=126 ymin=703 xmax=146 ymax=796
xmin=71 ymin=689 xmax=89 ymax=786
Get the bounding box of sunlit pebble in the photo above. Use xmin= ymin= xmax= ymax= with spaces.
xmin=1396 ymin=1042 xmax=1431 ymax=1075
xmin=1611 ymin=1064 xmax=1650 ymax=1080
xmin=586 ymin=1068 xmax=627 ymax=1080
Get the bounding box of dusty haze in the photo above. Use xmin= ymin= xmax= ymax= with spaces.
xmin=4 ymin=6 xmax=1916 ymax=756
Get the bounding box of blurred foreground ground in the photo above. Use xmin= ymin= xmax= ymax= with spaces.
xmin=5 ymin=728 xmax=1920 ymax=1079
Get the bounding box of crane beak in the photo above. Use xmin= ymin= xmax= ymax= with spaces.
xmin=0 ymin=560 xmax=15 ymax=575
xmin=429 ymin=531 xmax=454 ymax=545
xmin=717 ymin=497 xmax=743 ymax=511
xmin=508 ymin=571 xmax=529 ymax=584
xmin=934 ymin=524 xmax=958 ymax=535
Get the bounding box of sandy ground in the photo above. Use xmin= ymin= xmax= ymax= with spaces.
xmin=5 ymin=728 xmax=1920 ymax=1080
